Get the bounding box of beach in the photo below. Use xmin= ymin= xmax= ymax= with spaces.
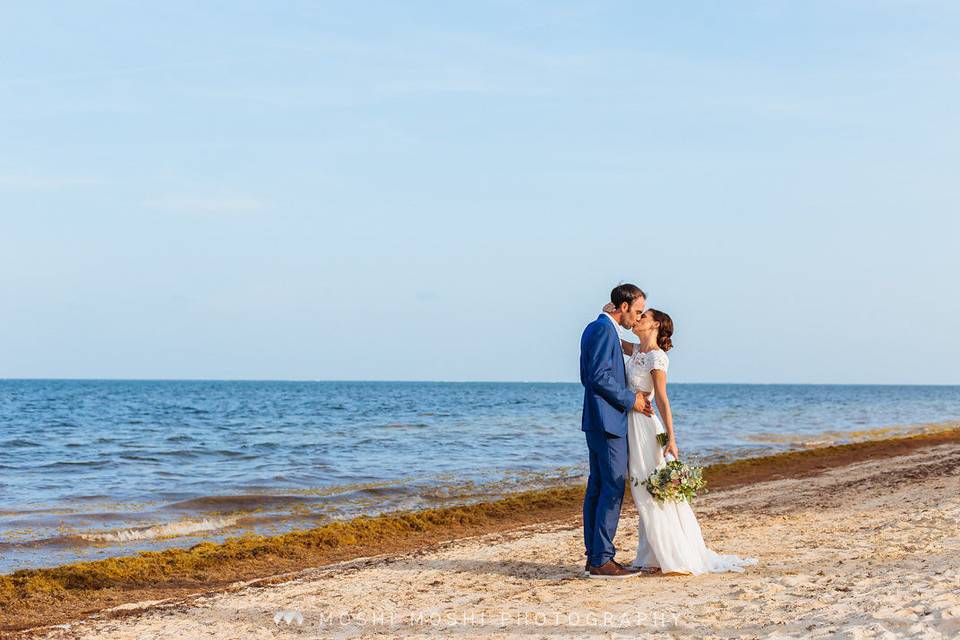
xmin=5 ymin=429 xmax=959 ymax=639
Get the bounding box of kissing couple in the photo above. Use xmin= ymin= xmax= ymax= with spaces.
xmin=580 ymin=283 xmax=756 ymax=579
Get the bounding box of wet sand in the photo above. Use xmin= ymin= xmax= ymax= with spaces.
xmin=6 ymin=429 xmax=960 ymax=639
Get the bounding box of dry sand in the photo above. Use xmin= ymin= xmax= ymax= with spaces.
xmin=27 ymin=442 xmax=960 ymax=639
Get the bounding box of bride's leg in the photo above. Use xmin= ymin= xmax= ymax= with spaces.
xmin=628 ymin=414 xmax=663 ymax=572
xmin=632 ymin=519 xmax=657 ymax=570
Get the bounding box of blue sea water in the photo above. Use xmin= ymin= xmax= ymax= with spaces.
xmin=1 ymin=379 xmax=959 ymax=573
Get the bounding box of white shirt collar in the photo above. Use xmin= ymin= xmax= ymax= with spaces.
xmin=602 ymin=312 xmax=621 ymax=333
xmin=603 ymin=312 xmax=633 ymax=353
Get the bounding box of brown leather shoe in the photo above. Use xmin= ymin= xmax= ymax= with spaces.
xmin=632 ymin=565 xmax=662 ymax=575
xmin=583 ymin=560 xmax=590 ymax=577
xmin=588 ymin=560 xmax=640 ymax=579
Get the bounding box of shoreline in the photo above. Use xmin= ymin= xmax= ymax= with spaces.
xmin=5 ymin=421 xmax=957 ymax=568
xmin=3 ymin=427 xmax=960 ymax=634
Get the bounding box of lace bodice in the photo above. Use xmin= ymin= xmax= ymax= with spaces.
xmin=626 ymin=348 xmax=669 ymax=394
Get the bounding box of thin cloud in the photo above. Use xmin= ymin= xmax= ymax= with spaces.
xmin=0 ymin=57 xmax=252 ymax=91
xmin=145 ymin=195 xmax=266 ymax=214
xmin=0 ymin=174 xmax=102 ymax=188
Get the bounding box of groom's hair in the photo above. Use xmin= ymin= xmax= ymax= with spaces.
xmin=610 ymin=283 xmax=645 ymax=308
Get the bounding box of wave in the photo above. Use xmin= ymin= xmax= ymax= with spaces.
xmin=165 ymin=434 xmax=197 ymax=443
xmin=79 ymin=516 xmax=241 ymax=543
xmin=165 ymin=494 xmax=312 ymax=511
xmin=0 ymin=438 xmax=41 ymax=448
xmin=119 ymin=453 xmax=162 ymax=462
xmin=213 ymin=449 xmax=257 ymax=459
xmin=37 ymin=459 xmax=114 ymax=469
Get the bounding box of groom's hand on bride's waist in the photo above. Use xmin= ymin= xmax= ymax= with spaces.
xmin=634 ymin=394 xmax=654 ymax=416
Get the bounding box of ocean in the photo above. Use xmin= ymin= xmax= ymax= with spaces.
xmin=1 ymin=379 xmax=959 ymax=573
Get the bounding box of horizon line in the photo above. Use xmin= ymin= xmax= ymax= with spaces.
xmin=1 ymin=377 xmax=958 ymax=387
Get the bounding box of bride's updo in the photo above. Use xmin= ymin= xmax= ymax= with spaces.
xmin=649 ymin=309 xmax=674 ymax=352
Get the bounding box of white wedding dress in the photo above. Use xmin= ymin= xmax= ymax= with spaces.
xmin=626 ymin=348 xmax=757 ymax=575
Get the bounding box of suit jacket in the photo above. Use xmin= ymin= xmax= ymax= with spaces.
xmin=580 ymin=314 xmax=637 ymax=437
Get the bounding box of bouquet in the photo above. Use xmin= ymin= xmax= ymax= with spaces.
xmin=638 ymin=459 xmax=706 ymax=503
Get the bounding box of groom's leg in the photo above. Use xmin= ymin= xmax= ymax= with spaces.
xmin=582 ymin=432 xmax=603 ymax=563
xmin=590 ymin=431 xmax=628 ymax=567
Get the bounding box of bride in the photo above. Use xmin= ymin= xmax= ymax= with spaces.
xmin=606 ymin=304 xmax=757 ymax=576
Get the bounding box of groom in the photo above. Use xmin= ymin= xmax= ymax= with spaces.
xmin=580 ymin=283 xmax=652 ymax=579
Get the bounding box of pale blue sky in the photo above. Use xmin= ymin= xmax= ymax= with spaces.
xmin=1 ymin=1 xmax=958 ymax=383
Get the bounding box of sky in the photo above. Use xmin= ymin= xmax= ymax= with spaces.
xmin=1 ymin=1 xmax=958 ymax=384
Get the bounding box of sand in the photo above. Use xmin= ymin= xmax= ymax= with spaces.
xmin=23 ymin=439 xmax=960 ymax=639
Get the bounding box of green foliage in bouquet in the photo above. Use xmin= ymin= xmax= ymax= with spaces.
xmin=636 ymin=459 xmax=707 ymax=503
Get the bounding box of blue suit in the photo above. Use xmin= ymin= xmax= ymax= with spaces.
xmin=580 ymin=314 xmax=637 ymax=567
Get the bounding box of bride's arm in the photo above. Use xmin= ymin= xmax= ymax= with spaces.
xmin=651 ymin=369 xmax=679 ymax=460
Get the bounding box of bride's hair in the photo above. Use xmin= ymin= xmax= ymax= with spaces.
xmin=649 ymin=309 xmax=674 ymax=352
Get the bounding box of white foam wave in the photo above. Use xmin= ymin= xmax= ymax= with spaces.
xmin=79 ymin=516 xmax=240 ymax=543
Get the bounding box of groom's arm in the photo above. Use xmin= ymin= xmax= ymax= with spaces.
xmin=583 ymin=325 xmax=637 ymax=412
